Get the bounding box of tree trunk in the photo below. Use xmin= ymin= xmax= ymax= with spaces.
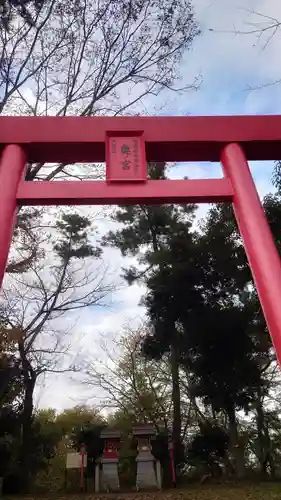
xmin=256 ymin=395 xmax=267 ymax=477
xmin=222 ymin=454 xmax=236 ymax=477
xmin=227 ymin=407 xmax=245 ymax=479
xmin=18 ymin=342 xmax=36 ymax=493
xmin=264 ymin=424 xmax=276 ymax=480
xmin=171 ymin=341 xmax=182 ymax=470
xmin=255 ymin=386 xmax=275 ymax=478
xmin=257 ymin=412 xmax=276 ymax=479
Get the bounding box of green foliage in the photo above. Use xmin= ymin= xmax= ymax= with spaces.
xmin=103 ymin=163 xmax=197 ymax=470
xmin=182 ymin=304 xmax=264 ymax=414
xmin=55 ymin=406 xmax=106 ymax=477
xmin=151 ymin=431 xmax=170 ymax=462
xmin=196 ymin=204 xmax=251 ymax=303
xmin=0 ymin=355 xmax=23 ymax=408
xmin=72 ymin=423 xmax=106 ymax=482
xmin=0 ymin=406 xmax=21 ymax=478
xmin=103 ymin=160 xmax=280 ymax=481
xmin=103 ymin=163 xmax=196 ymax=264
xmin=54 ymin=214 xmax=101 ymax=262
xmin=187 ymin=425 xmax=229 ymax=474
xmin=141 ymin=218 xmax=203 ymax=358
xmin=0 ymin=408 xmax=61 ymax=493
xmin=55 ymin=405 xmax=104 ymax=436
xmin=272 ymin=161 xmax=281 ymax=194
xmin=31 ymin=406 xmax=105 ymax=492
xmin=264 ymin=193 xmax=281 ymax=255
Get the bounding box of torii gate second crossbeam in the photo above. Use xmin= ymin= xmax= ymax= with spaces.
xmin=1 ymin=115 xmax=281 ymax=364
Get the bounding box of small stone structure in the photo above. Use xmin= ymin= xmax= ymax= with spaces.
xmin=99 ymin=429 xmax=121 ymax=492
xmin=133 ymin=424 xmax=159 ymax=490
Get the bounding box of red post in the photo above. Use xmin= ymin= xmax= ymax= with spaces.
xmin=103 ymin=439 xmax=119 ymax=460
xmin=0 ymin=145 xmax=26 ymax=287
xmin=221 ymin=143 xmax=281 ymax=365
xmin=79 ymin=444 xmax=87 ymax=490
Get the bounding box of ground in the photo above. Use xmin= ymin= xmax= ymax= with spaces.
xmin=5 ymin=484 xmax=281 ymax=500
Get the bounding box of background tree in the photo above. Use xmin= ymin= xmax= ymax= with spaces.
xmin=180 ymin=204 xmax=272 ymax=478
xmin=103 ymin=162 xmax=199 ymax=470
xmin=103 ymin=162 xmax=281 ymax=479
xmin=32 ymin=405 xmax=104 ymax=493
xmin=1 ymin=211 xmax=114 ymax=491
xmin=86 ymin=324 xmax=172 ymax=430
xmin=187 ymin=424 xmax=229 ymax=479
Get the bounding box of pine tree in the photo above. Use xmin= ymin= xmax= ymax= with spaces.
xmin=103 ymin=162 xmax=198 ymax=470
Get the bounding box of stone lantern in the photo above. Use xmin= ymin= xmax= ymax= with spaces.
xmin=99 ymin=430 xmax=121 ymax=492
xmin=133 ymin=424 xmax=159 ymax=490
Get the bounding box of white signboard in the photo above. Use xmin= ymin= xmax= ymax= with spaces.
xmin=66 ymin=452 xmax=87 ymax=469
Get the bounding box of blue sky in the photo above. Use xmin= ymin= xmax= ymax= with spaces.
xmin=166 ymin=0 xmax=281 ymax=223
xmin=36 ymin=0 xmax=281 ymax=410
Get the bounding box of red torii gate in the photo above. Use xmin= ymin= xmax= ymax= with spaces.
xmin=1 ymin=115 xmax=281 ymax=363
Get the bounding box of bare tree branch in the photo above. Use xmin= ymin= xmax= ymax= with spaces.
xmin=1 ymin=0 xmax=199 ymax=180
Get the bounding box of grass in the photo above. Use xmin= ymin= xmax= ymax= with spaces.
xmin=4 ymin=483 xmax=281 ymax=500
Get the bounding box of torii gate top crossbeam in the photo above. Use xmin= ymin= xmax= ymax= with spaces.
xmin=1 ymin=115 xmax=281 ymax=163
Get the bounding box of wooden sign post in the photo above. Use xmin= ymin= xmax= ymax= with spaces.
xmin=65 ymin=447 xmax=87 ymax=492
xmin=79 ymin=443 xmax=87 ymax=491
